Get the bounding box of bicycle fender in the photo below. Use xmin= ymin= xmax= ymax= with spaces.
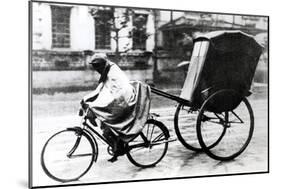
xmin=160 ymin=122 xmax=170 ymax=138
xmin=67 ymin=127 xmax=83 ymax=134
xmin=148 ymin=119 xmax=170 ymax=138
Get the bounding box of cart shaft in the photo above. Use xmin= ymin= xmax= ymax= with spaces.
xmin=151 ymin=87 xmax=191 ymax=106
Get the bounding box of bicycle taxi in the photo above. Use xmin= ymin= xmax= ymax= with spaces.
xmin=40 ymin=30 xmax=263 ymax=182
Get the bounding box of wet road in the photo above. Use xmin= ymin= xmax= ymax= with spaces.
xmin=31 ymin=98 xmax=268 ymax=187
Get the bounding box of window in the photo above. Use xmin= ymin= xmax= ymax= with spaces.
xmin=163 ymin=30 xmax=182 ymax=50
xmin=94 ymin=10 xmax=113 ymax=49
xmin=132 ymin=14 xmax=148 ymax=50
xmin=163 ymin=30 xmax=177 ymax=50
xmin=51 ymin=6 xmax=71 ymax=48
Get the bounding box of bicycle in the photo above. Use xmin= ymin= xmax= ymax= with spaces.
xmin=41 ymin=106 xmax=171 ymax=182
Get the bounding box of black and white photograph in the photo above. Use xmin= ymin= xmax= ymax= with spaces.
xmin=29 ymin=0 xmax=268 ymax=188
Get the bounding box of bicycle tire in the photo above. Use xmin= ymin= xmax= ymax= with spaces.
xmin=126 ymin=119 xmax=169 ymax=168
xmin=41 ymin=128 xmax=96 ymax=182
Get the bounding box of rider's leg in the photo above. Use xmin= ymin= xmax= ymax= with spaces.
xmin=86 ymin=109 xmax=98 ymax=126
xmin=107 ymin=139 xmax=126 ymax=163
xmin=102 ymin=127 xmax=116 ymax=147
xmin=102 ymin=127 xmax=127 ymax=162
xmin=102 ymin=127 xmax=119 ymax=162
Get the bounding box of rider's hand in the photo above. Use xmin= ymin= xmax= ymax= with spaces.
xmin=80 ymin=99 xmax=89 ymax=110
xmin=78 ymin=108 xmax=84 ymax=116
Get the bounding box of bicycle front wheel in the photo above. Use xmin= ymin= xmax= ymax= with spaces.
xmin=127 ymin=119 xmax=169 ymax=168
xmin=41 ymin=129 xmax=96 ymax=182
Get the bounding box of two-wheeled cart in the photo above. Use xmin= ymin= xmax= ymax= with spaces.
xmin=151 ymin=30 xmax=263 ymax=161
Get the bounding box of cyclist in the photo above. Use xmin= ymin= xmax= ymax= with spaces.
xmin=81 ymin=53 xmax=151 ymax=162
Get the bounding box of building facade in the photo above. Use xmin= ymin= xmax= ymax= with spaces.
xmin=154 ymin=11 xmax=268 ymax=84
xmin=32 ymin=2 xmax=155 ymax=71
xmin=32 ymin=2 xmax=268 ymax=88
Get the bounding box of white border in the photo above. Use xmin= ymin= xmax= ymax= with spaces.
xmin=1 ymin=0 xmax=278 ymax=189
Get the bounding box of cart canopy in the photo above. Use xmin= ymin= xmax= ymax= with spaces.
xmin=180 ymin=30 xmax=263 ymax=109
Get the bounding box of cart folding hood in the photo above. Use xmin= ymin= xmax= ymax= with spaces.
xmin=180 ymin=30 xmax=263 ymax=108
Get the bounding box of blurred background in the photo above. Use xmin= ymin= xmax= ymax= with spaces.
xmin=31 ymin=2 xmax=268 ymax=117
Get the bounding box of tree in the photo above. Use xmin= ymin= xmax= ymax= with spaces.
xmin=89 ymin=7 xmax=151 ymax=58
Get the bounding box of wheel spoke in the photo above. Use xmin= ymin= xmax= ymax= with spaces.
xmin=149 ymin=124 xmax=155 ymax=141
xmin=68 ymin=153 xmax=94 ymax=158
xmin=152 ymin=133 xmax=165 ymax=143
xmin=230 ymin=110 xmax=244 ymax=124
xmin=129 ymin=146 xmax=147 ymax=153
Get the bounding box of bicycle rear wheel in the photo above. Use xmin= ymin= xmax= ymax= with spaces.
xmin=41 ymin=129 xmax=96 ymax=182
xmin=127 ymin=119 xmax=169 ymax=168
xmin=196 ymin=90 xmax=254 ymax=161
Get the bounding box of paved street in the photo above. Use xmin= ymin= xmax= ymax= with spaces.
xmin=31 ymin=97 xmax=268 ymax=187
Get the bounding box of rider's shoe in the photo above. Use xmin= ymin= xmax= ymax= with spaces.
xmin=107 ymin=141 xmax=128 ymax=163
xmin=115 ymin=140 xmax=128 ymax=156
xmin=108 ymin=155 xmax=118 ymax=163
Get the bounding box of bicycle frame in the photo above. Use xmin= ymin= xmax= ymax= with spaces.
xmin=40 ymin=103 xmax=176 ymax=183
xmin=66 ymin=106 xmax=176 ymax=161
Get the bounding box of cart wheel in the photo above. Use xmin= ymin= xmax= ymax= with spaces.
xmin=196 ymin=89 xmax=254 ymax=161
xmin=175 ymin=103 xmax=227 ymax=152
xmin=174 ymin=104 xmax=202 ymax=151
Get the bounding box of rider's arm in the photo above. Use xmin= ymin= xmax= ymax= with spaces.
xmin=83 ymin=83 xmax=103 ymax=102
xmin=85 ymin=95 xmax=98 ymax=102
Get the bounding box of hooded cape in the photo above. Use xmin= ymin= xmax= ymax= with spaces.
xmin=84 ymin=62 xmax=151 ymax=142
